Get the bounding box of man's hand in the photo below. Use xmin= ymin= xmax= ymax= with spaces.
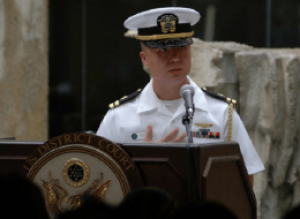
xmin=143 ymin=125 xmax=187 ymax=142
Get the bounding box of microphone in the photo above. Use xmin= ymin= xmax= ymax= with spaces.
xmin=180 ymin=84 xmax=200 ymax=202
xmin=180 ymin=84 xmax=195 ymax=119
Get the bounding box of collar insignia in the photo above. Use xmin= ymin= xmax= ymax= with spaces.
xmin=195 ymin=123 xmax=214 ymax=128
xmin=157 ymin=14 xmax=178 ymax=33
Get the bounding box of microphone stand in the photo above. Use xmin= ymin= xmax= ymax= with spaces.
xmin=182 ymin=106 xmax=201 ymax=202
xmin=182 ymin=109 xmax=194 ymax=144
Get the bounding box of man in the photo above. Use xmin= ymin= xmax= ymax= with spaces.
xmin=97 ymin=7 xmax=264 ymax=185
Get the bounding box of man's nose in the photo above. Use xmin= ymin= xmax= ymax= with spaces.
xmin=169 ymin=47 xmax=181 ymax=63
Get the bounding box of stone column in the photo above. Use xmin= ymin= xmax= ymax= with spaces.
xmin=236 ymin=49 xmax=300 ymax=219
xmin=0 ymin=0 xmax=48 ymax=140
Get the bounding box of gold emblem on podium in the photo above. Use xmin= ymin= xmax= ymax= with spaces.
xmin=42 ymin=171 xmax=112 ymax=217
xmin=63 ymin=158 xmax=89 ymax=188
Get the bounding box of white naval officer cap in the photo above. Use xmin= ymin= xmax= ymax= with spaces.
xmin=124 ymin=7 xmax=201 ymax=49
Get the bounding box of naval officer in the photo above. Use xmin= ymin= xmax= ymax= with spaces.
xmin=97 ymin=7 xmax=264 ymax=185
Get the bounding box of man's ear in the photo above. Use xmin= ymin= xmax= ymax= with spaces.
xmin=140 ymin=51 xmax=148 ymax=67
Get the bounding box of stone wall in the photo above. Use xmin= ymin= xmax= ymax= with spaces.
xmin=236 ymin=49 xmax=300 ymax=219
xmin=0 ymin=0 xmax=48 ymax=140
xmin=190 ymin=40 xmax=300 ymax=219
xmin=189 ymin=39 xmax=253 ymax=112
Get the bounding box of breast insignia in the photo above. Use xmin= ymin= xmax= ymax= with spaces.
xmin=108 ymin=88 xmax=143 ymax=109
xmin=195 ymin=123 xmax=214 ymax=128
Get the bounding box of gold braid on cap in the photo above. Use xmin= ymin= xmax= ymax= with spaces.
xmin=135 ymin=31 xmax=194 ymax=41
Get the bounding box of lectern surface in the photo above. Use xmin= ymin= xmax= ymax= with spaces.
xmin=121 ymin=142 xmax=256 ymax=219
xmin=0 ymin=140 xmax=255 ymax=219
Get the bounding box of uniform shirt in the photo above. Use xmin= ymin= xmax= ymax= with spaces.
xmin=97 ymin=77 xmax=264 ymax=175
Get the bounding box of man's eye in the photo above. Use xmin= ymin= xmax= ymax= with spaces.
xmin=160 ymin=48 xmax=166 ymax=52
xmin=180 ymin=46 xmax=186 ymax=50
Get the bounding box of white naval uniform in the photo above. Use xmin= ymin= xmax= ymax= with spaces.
xmin=97 ymin=77 xmax=264 ymax=175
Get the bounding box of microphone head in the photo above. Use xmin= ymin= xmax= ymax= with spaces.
xmin=180 ymin=84 xmax=195 ymax=98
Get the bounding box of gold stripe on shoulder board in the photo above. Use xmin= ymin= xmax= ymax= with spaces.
xmin=109 ymin=103 xmax=114 ymax=109
xmin=114 ymin=100 xmax=120 ymax=107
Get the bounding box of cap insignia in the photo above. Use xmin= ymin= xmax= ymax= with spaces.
xmin=158 ymin=14 xmax=178 ymax=34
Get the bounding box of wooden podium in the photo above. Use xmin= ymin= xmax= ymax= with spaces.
xmin=0 ymin=139 xmax=256 ymax=219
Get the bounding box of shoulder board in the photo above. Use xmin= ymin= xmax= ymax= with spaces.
xmin=108 ymin=88 xmax=143 ymax=109
xmin=201 ymin=87 xmax=237 ymax=105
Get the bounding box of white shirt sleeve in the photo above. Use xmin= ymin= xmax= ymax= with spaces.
xmin=231 ymin=110 xmax=265 ymax=175
xmin=96 ymin=110 xmax=122 ymax=143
